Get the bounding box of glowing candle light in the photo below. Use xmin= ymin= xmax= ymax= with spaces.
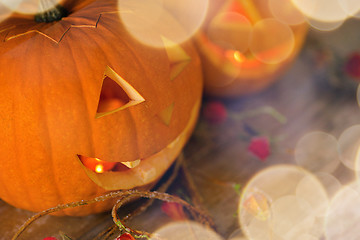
xmin=233 ymin=51 xmax=245 ymax=63
xmin=79 ymin=155 xmax=116 ymax=173
xmin=95 ymin=164 xmax=104 ymax=173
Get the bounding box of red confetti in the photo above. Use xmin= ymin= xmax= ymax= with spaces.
xmin=42 ymin=238 xmax=58 ymax=240
xmin=161 ymin=201 xmax=187 ymax=221
xmin=116 ymin=233 xmax=135 ymax=240
xmin=203 ymin=101 xmax=228 ymax=124
xmin=344 ymin=52 xmax=360 ymax=80
xmin=248 ymin=136 xmax=270 ymax=161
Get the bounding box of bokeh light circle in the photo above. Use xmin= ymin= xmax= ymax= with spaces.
xmin=354 ymin=10 xmax=360 ymax=19
xmin=295 ymin=131 xmax=340 ymax=173
xmin=294 ymin=234 xmax=319 ymax=240
xmin=245 ymin=216 xmax=275 ymax=240
xmin=269 ymin=0 xmax=306 ymax=25
xmin=315 ymin=172 xmax=342 ymax=197
xmin=118 ymin=0 xmax=208 ymax=48
xmin=1 ymin=0 xmax=24 ymax=13
xmin=1 ymin=0 xmax=61 ymax=15
xmin=291 ymin=0 xmax=348 ymax=23
xmin=306 ymin=17 xmax=345 ymax=31
xmin=338 ymin=0 xmax=360 ymax=17
xmin=295 ymin=175 xmax=329 ymax=217
xmin=249 ymin=18 xmax=294 ymax=64
xmin=207 ymin=12 xmax=252 ymax=53
xmin=271 ymin=195 xmax=315 ymax=239
xmin=325 ymin=182 xmax=360 ymax=240
xmin=228 ymin=228 xmax=246 ymax=240
xmin=239 ymin=165 xmax=328 ymax=240
xmin=338 ymin=125 xmax=360 ymax=170
xmin=0 ymin=2 xmax=12 ymax=22
xmin=150 ymin=221 xmax=223 ymax=240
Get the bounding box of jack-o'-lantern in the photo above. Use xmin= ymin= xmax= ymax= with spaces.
xmin=0 ymin=0 xmax=202 ymax=215
xmin=196 ymin=0 xmax=308 ymax=97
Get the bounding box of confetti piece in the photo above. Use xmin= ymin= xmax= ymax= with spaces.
xmin=116 ymin=233 xmax=135 ymax=240
xmin=344 ymin=52 xmax=360 ymax=80
xmin=248 ymin=136 xmax=270 ymax=161
xmin=203 ymin=101 xmax=228 ymax=124
xmin=161 ymin=201 xmax=187 ymax=221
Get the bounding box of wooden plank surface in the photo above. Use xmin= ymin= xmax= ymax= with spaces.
xmin=2 ymin=20 xmax=360 ymax=240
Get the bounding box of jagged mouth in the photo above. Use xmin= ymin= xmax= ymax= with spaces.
xmin=78 ymin=155 xmax=143 ymax=174
xmin=76 ymin=99 xmax=200 ymax=191
xmin=77 ymin=135 xmax=182 ymax=191
xmin=77 ymin=131 xmax=182 ymax=175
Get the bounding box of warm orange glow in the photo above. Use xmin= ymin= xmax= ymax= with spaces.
xmin=233 ymin=51 xmax=245 ymax=63
xmin=79 ymin=155 xmax=116 ymax=173
xmin=250 ymin=19 xmax=294 ymax=64
xmin=241 ymin=0 xmax=261 ymax=22
xmin=95 ymin=164 xmax=104 ymax=173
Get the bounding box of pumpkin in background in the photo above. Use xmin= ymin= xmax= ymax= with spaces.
xmin=195 ymin=0 xmax=308 ymax=97
xmin=0 ymin=0 xmax=202 ymax=215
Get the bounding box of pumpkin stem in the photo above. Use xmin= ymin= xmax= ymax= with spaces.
xmin=34 ymin=4 xmax=68 ymax=23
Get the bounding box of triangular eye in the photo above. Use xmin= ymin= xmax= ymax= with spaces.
xmin=96 ymin=66 xmax=145 ymax=118
xmin=161 ymin=36 xmax=191 ymax=80
xmin=158 ymin=103 xmax=174 ymax=126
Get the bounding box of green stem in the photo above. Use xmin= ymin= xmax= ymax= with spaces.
xmin=35 ymin=4 xmax=68 ymax=23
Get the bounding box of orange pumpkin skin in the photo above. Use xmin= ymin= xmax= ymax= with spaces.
xmin=195 ymin=0 xmax=308 ymax=97
xmin=0 ymin=0 xmax=202 ymax=215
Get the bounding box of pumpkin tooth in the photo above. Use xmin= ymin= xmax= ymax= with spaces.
xmin=167 ymin=135 xmax=180 ymax=149
xmin=120 ymin=159 xmax=141 ymax=168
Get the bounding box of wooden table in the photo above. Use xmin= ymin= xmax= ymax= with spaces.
xmin=2 ymin=19 xmax=360 ymax=240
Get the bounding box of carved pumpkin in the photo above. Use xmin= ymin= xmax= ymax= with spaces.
xmin=195 ymin=0 xmax=308 ymax=97
xmin=0 ymin=0 xmax=202 ymax=215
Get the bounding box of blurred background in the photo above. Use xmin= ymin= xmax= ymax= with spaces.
xmin=2 ymin=0 xmax=360 ymax=239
